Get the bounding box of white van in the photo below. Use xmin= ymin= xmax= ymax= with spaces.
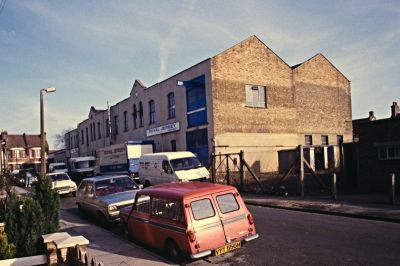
xmin=138 ymin=151 xmax=210 ymax=187
xmin=49 ymin=162 xmax=68 ymax=173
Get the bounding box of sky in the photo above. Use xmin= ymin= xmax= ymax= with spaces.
xmin=1 ymin=0 xmax=399 ymax=149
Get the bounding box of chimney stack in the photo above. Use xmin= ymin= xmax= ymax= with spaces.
xmin=368 ymin=111 xmax=376 ymax=121
xmin=391 ymin=102 xmax=399 ymax=118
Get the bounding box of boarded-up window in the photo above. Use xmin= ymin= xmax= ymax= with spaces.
xmin=245 ymin=85 xmax=266 ymax=108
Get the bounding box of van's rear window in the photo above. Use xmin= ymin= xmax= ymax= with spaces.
xmin=191 ymin=199 xmax=215 ymax=220
xmin=216 ymin=193 xmax=240 ymax=214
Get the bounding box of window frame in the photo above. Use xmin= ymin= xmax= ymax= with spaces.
xmin=245 ymin=84 xmax=266 ymax=108
xmin=168 ymin=92 xmax=176 ymax=119
xmin=149 ymin=100 xmax=155 ymax=124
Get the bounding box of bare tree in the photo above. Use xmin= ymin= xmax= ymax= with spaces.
xmin=53 ymin=128 xmax=73 ymax=150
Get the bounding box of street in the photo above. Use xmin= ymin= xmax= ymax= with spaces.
xmin=60 ymin=196 xmax=400 ymax=265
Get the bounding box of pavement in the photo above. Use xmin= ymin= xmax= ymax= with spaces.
xmin=8 ymin=186 xmax=400 ymax=265
xmin=242 ymin=193 xmax=400 ymax=223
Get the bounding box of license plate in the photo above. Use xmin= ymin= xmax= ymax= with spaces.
xmin=215 ymin=241 xmax=241 ymax=256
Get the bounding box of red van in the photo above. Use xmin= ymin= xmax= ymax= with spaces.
xmin=119 ymin=182 xmax=258 ymax=262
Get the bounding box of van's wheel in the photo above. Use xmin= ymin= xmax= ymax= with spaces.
xmin=144 ymin=180 xmax=151 ymax=188
xmin=165 ymin=240 xmax=184 ymax=264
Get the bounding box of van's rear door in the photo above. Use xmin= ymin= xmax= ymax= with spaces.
xmin=212 ymin=191 xmax=249 ymax=243
xmin=188 ymin=196 xmax=226 ymax=251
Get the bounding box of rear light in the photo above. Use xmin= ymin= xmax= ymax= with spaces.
xmin=247 ymin=213 xmax=254 ymax=225
xmin=187 ymin=230 xmax=196 ymax=243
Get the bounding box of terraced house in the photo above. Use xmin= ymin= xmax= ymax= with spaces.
xmin=65 ymin=35 xmax=352 ymax=174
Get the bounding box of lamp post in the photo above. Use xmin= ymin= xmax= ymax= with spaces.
xmin=40 ymin=87 xmax=56 ymax=176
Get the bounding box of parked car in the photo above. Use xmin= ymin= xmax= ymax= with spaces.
xmin=47 ymin=172 xmax=77 ymax=196
xmin=76 ymin=175 xmax=141 ymax=226
xmin=12 ymin=169 xmax=38 ymax=187
xmin=119 ymin=182 xmax=259 ymax=263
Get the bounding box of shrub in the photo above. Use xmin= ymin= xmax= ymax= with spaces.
xmin=34 ymin=174 xmax=60 ymax=234
xmin=0 ymin=228 xmax=16 ymax=260
xmin=4 ymin=193 xmax=20 ymax=246
xmin=16 ymin=197 xmax=44 ymax=257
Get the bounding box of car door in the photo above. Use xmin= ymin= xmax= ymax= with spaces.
xmin=212 ymin=190 xmax=249 ymax=243
xmin=186 ymin=196 xmax=227 ymax=252
xmin=76 ymin=181 xmax=87 ymax=209
xmin=127 ymin=194 xmax=152 ymax=244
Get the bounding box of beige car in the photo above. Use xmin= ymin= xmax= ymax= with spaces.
xmin=47 ymin=173 xmax=77 ymax=196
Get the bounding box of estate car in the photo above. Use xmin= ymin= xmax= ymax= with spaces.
xmin=120 ymin=182 xmax=259 ymax=262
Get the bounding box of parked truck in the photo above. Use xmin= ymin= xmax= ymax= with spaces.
xmin=68 ymin=156 xmax=96 ymax=183
xmin=96 ymin=140 xmax=155 ymax=181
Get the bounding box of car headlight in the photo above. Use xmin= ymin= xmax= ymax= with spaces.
xmin=108 ymin=205 xmax=118 ymax=213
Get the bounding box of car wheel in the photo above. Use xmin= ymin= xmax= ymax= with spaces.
xmin=144 ymin=180 xmax=151 ymax=188
xmin=121 ymin=224 xmax=130 ymax=240
xmin=98 ymin=213 xmax=108 ymax=228
xmin=77 ymin=204 xmax=82 ymax=216
xmin=165 ymin=240 xmax=184 ymax=264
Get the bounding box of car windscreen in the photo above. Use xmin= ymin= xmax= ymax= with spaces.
xmin=95 ymin=176 xmax=138 ymax=196
xmin=49 ymin=174 xmax=70 ymax=181
xmin=170 ymin=156 xmax=202 ymax=171
xmin=53 ymin=165 xmax=66 ymax=170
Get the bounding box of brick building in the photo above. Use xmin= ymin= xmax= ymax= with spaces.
xmin=65 ymin=35 xmax=352 ymax=173
xmin=353 ymin=102 xmax=400 ymax=192
xmin=0 ymin=130 xmax=49 ymax=173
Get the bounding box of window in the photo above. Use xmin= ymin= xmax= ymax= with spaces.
xmin=377 ymin=145 xmax=400 ymax=160
xmin=98 ymin=122 xmax=101 ymax=139
xmin=216 ymin=193 xmax=240 ymax=214
xmin=30 ymin=149 xmax=35 ymax=158
xmin=90 ymin=124 xmax=93 ymax=142
xmin=152 ymin=198 xmax=184 ymax=222
xmin=124 ymin=111 xmax=128 ymax=131
xmin=171 ymin=140 xmax=177 ymax=152
xmin=168 ymin=93 xmax=175 ymax=119
xmin=133 ymin=104 xmax=137 ymax=129
xmin=7 ymin=151 xmax=12 ymax=159
xmin=245 ymin=85 xmax=266 ymax=108
xmin=135 ymin=195 xmax=151 ymax=214
xmin=93 ymin=123 xmax=96 ymax=140
xmin=86 ymin=128 xmax=89 ymax=147
xmin=105 ymin=119 xmax=110 ymax=137
xmin=114 ymin=115 xmax=119 ymax=135
xmin=15 ymin=150 xmax=20 ymax=159
xmin=191 ymin=199 xmax=215 ymax=220
xmin=20 ymin=150 xmax=26 ymax=158
xmin=139 ymin=102 xmax=143 ymax=127
xmin=305 ymin=135 xmax=313 ymax=146
xmin=81 ymin=130 xmax=84 ymax=144
xmin=186 ymin=75 xmax=207 ymax=128
xmin=321 ymin=135 xmax=329 ymax=145
xmin=149 ymin=100 xmax=155 ymax=124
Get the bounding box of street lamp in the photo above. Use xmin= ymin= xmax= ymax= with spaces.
xmin=40 ymin=87 xmax=56 ymax=176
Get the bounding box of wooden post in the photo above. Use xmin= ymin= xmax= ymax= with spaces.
xmin=332 ymin=173 xmax=337 ymax=200
xmin=390 ymin=173 xmax=395 ymax=204
xmin=210 ymin=153 xmax=215 ymax=183
xmin=239 ymin=150 xmax=244 ymax=192
xmin=226 ymin=155 xmax=230 ymax=185
xmin=299 ymin=145 xmax=304 ymax=197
